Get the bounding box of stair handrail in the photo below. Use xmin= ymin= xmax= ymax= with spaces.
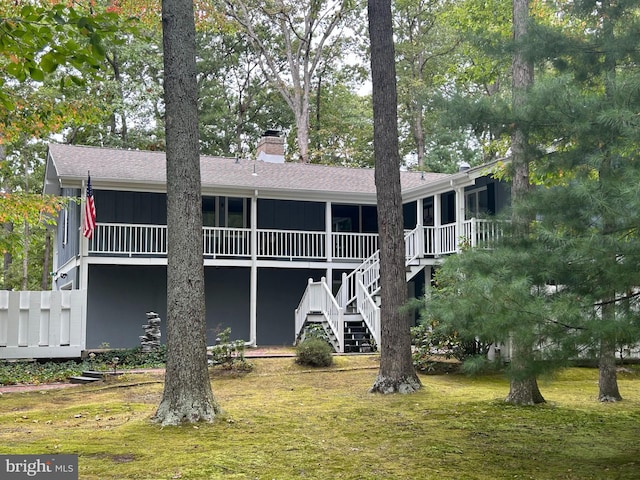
xmin=334 ymin=226 xmax=422 ymax=348
xmin=294 ymin=277 xmax=344 ymax=352
xmin=355 ymin=276 xmax=381 ymax=347
xmin=296 ymin=226 xmax=424 ymax=352
xmin=337 ymin=226 xmax=422 ymax=309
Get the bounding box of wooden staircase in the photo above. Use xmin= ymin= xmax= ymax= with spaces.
xmin=295 ymin=226 xmax=428 ymax=353
xmin=343 ymin=316 xmax=375 ymax=353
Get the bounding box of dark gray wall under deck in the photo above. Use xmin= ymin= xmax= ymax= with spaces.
xmin=87 ymin=265 xmax=168 ymax=348
xmin=204 ymin=267 xmax=250 ymax=342
xmin=257 ymin=268 xmax=324 ymax=345
xmin=86 ymin=264 xmax=322 ymax=349
xmin=87 ymin=265 xmax=252 ymax=348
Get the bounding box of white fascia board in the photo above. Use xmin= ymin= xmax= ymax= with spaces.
xmin=245 ymin=188 xmax=377 ymax=204
xmin=402 ymin=175 xmax=474 ymax=203
xmin=43 ymin=155 xmax=62 ymax=196
xmin=57 ymin=178 xmax=168 ymax=194
xmin=402 ymin=160 xmax=506 ymax=203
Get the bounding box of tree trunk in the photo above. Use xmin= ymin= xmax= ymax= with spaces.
xmin=368 ymin=0 xmax=421 ymax=395
xmin=296 ymin=100 xmax=311 ymax=163
xmin=505 ymin=343 xmax=545 ymax=405
xmin=505 ymin=0 xmax=544 ymax=405
xmin=154 ymin=0 xmax=220 ymax=426
xmin=21 ymin=220 xmax=29 ymax=290
xmin=41 ymin=229 xmax=51 ymax=290
xmin=505 ymin=377 xmax=545 ymax=405
xmin=596 ymin=0 xmax=622 ymax=404
xmin=598 ymin=336 xmax=622 ymax=402
xmin=2 ymin=222 xmax=13 ymax=289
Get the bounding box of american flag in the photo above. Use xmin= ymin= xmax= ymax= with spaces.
xmin=82 ymin=175 xmax=96 ymax=239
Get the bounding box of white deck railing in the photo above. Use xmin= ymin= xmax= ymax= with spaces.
xmin=257 ymin=229 xmax=325 ymax=259
xmin=332 ymin=232 xmax=379 ymax=260
xmin=294 ymin=219 xmax=503 ymax=352
xmin=294 ymin=277 xmax=344 ymax=352
xmin=89 ymin=220 xmax=501 ymax=261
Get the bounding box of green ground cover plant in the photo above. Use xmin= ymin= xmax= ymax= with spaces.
xmin=0 ymin=347 xmax=168 ymax=386
xmin=0 ymin=356 xmax=638 ymax=479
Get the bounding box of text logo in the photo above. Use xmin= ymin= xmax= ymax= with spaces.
xmin=0 ymin=455 xmax=78 ymax=479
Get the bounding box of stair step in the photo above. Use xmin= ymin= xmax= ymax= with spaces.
xmin=69 ymin=376 xmax=103 ymax=384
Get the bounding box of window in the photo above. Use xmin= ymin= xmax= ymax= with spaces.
xmin=465 ymin=187 xmax=489 ymax=220
xmin=227 ymin=197 xmax=246 ymax=228
xmin=202 ymin=197 xmax=216 ymax=227
xmin=202 ymin=197 xmax=248 ymax=228
xmin=62 ymin=207 xmax=69 ymax=246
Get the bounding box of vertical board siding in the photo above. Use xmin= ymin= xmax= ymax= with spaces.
xmin=0 ymin=290 xmax=86 ymax=359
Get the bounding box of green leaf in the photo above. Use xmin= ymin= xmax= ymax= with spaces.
xmin=6 ymin=62 xmax=26 ymax=82
xmin=40 ymin=53 xmax=59 ymax=74
xmin=29 ymin=66 xmax=45 ymax=82
xmin=69 ymin=75 xmax=84 ymax=86
xmin=90 ymin=33 xmax=106 ymax=58
xmin=53 ymin=14 xmax=66 ymax=25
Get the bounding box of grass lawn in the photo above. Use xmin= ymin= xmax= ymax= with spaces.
xmin=0 ymin=355 xmax=638 ymax=479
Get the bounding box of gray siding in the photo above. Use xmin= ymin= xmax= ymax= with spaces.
xmin=96 ymin=190 xmax=167 ymax=224
xmin=57 ymin=188 xmax=81 ymax=266
xmin=53 ymin=266 xmax=79 ymax=290
xmin=257 ymin=268 xmax=324 ymax=345
xmin=87 ymin=265 xmax=168 ymax=348
xmin=204 ymin=267 xmax=250 ymax=342
xmin=86 ymin=264 xmax=317 ymax=348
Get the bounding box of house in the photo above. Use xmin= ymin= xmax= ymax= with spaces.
xmin=41 ymin=133 xmax=509 ymax=354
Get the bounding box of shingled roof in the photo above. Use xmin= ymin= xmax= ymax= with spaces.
xmin=45 ymin=144 xmax=461 ymax=202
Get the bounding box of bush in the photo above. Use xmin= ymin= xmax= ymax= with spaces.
xmin=208 ymin=327 xmax=253 ymax=372
xmin=89 ymin=345 xmax=167 ymax=369
xmin=0 ymin=360 xmax=84 ymax=386
xmin=300 ymin=323 xmax=331 ymax=343
xmin=411 ymin=321 xmax=492 ymax=374
xmin=296 ymin=338 xmax=334 ymax=367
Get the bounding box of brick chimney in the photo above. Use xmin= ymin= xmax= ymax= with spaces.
xmin=256 ymin=129 xmax=285 ymax=163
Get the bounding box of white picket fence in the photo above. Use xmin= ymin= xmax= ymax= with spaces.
xmin=0 ymin=290 xmax=86 ymax=359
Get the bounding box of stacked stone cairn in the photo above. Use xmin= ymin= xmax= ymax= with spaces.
xmin=140 ymin=311 xmax=162 ymax=352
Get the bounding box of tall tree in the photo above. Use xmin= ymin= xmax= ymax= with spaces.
xmin=154 ymin=0 xmax=220 ymax=425
xmin=197 ymin=30 xmax=294 ymax=157
xmin=220 ymin=0 xmax=358 ymax=162
xmin=520 ymin=0 xmax=640 ymax=401
xmin=394 ymin=0 xmax=481 ymax=172
xmin=504 ymin=0 xmax=545 ymax=406
xmin=368 ymin=0 xmax=421 ymax=394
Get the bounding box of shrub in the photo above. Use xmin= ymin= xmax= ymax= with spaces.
xmin=296 ymin=338 xmax=334 ymax=367
xmin=89 ymin=345 xmax=167 ymax=369
xmin=411 ymin=321 xmax=492 ymax=374
xmin=301 ymin=323 xmax=330 ymax=343
xmin=208 ymin=327 xmax=253 ymax=372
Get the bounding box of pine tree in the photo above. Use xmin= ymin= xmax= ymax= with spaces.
xmin=523 ymin=0 xmax=640 ymax=401
xmin=429 ymin=0 xmax=640 ymax=403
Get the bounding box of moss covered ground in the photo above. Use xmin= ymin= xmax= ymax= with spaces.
xmin=0 ymin=355 xmax=638 ymax=479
